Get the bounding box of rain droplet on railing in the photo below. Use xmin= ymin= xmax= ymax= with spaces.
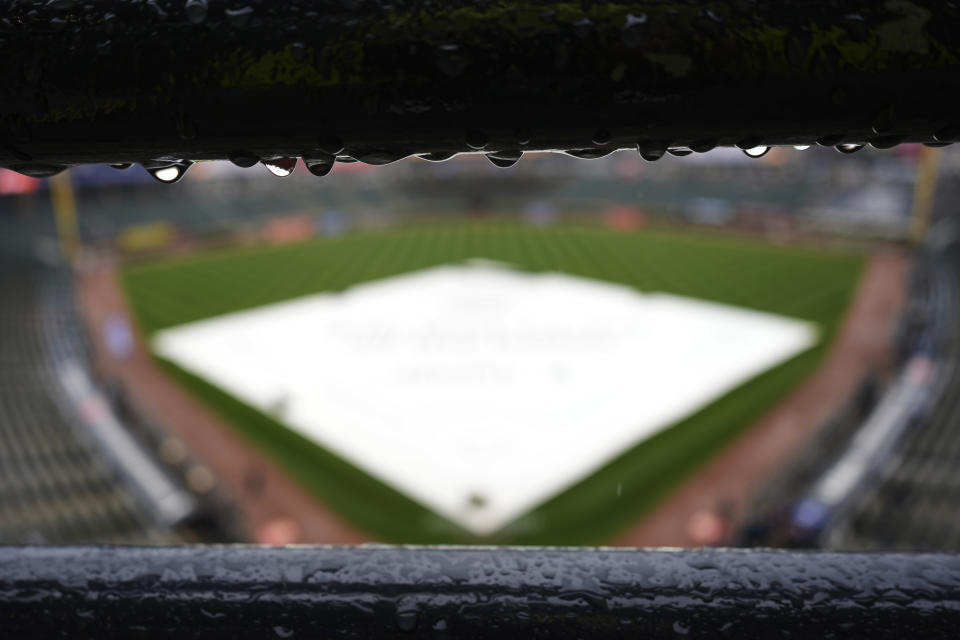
xmin=835 ymin=143 xmax=864 ymax=154
xmin=262 ymin=157 xmax=297 ymax=177
xmin=743 ymin=146 xmax=770 ymax=158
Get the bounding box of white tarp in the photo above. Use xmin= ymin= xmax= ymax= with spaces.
xmin=153 ymin=261 xmax=817 ymax=535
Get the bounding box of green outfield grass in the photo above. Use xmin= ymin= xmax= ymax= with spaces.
xmin=122 ymin=224 xmax=864 ymax=544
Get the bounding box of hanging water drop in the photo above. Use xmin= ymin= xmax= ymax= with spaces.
xmin=147 ymin=161 xmax=192 ymax=184
xmin=835 ymin=143 xmax=864 ymax=154
xmin=638 ymin=146 xmax=665 ymax=162
xmin=514 ymin=127 xmax=532 ymax=146
xmin=667 ymin=148 xmax=693 ymax=157
xmin=184 ymin=0 xmax=207 ymax=24
xmin=793 ymin=145 xmax=811 ymax=151
xmin=304 ymin=157 xmax=334 ymax=176
xmin=689 ymin=140 xmax=717 ymax=153
xmin=109 ymin=163 xmax=133 ymax=170
xmin=229 ymin=153 xmax=259 ymax=168
xmin=262 ymin=157 xmax=297 ymax=176
xmin=485 ymin=151 xmax=521 ymax=168
xmin=743 ymin=145 xmax=770 ymax=158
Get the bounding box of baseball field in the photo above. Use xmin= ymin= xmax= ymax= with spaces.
xmin=122 ymin=223 xmax=864 ymax=544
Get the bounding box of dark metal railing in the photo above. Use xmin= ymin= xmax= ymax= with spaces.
xmin=2 ymin=545 xmax=960 ymax=638
xmin=1 ymin=1 xmax=959 ymax=172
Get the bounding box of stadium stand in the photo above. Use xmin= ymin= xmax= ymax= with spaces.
xmin=738 ymin=251 xmax=960 ymax=550
xmin=825 ymin=260 xmax=960 ymax=550
xmin=0 ymin=255 xmax=236 ymax=544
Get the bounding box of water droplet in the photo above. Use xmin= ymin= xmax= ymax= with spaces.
xmin=592 ymin=129 xmax=612 ymax=146
xmin=304 ymin=156 xmax=334 ymax=176
xmin=8 ymin=164 xmax=67 ymax=178
xmin=689 ymin=140 xmax=716 ymax=153
xmin=184 ymin=0 xmax=207 ymax=24
xmin=225 ymin=6 xmax=254 ymax=28
xmin=514 ymin=127 xmax=532 ymax=146
xmin=793 ymin=145 xmax=811 ymax=151
xmin=419 ymin=152 xmax=457 ymax=162
xmin=743 ymin=145 xmax=770 ymax=158
xmin=835 ymin=143 xmax=864 ymax=154
xmin=638 ymin=149 xmax=664 ymax=162
xmin=273 ymin=626 xmax=294 ymax=638
xmin=109 ymin=163 xmax=132 ymax=170
xmin=229 ymin=152 xmax=259 ymax=168
xmin=317 ymin=136 xmax=345 ymax=155
xmin=465 ymin=131 xmax=488 ymax=150
xmin=667 ymin=148 xmax=693 ymax=157
xmin=147 ymin=161 xmax=193 ymax=183
xmin=486 ymin=151 xmax=521 ymax=168
xmin=262 ymin=157 xmax=297 ymax=177
xmin=924 ymin=141 xmax=952 ymax=148
xmin=337 ymin=156 xmax=358 ymax=163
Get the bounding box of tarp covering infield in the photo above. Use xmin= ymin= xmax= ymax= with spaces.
xmin=153 ymin=261 xmax=817 ymax=535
